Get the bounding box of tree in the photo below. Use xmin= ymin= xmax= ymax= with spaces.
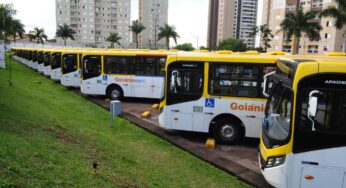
xmin=29 ymin=27 xmax=48 ymax=44
xmin=320 ymin=0 xmax=346 ymax=51
xmin=280 ymin=8 xmax=322 ymax=54
xmin=320 ymin=0 xmax=346 ymax=29
xmin=8 ymin=19 xmax=25 ymax=43
xmin=174 ymin=43 xmax=195 ymax=51
xmin=217 ymin=38 xmax=247 ymax=52
xmin=158 ymin=23 xmax=180 ymax=50
xmin=0 ymin=4 xmax=17 ymax=40
xmin=249 ymin=24 xmax=273 ymax=52
xmin=199 ymin=46 xmax=209 ymax=50
xmin=129 ymin=21 xmax=145 ymax=49
xmin=56 ymin=23 xmax=76 ymax=46
xmin=106 ymin=32 xmax=121 ymax=48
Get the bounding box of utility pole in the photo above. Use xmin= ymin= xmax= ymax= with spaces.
xmin=154 ymin=15 xmax=157 ymax=50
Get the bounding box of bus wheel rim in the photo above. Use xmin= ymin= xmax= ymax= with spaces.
xmin=220 ymin=124 xmax=235 ymax=140
xmin=111 ymin=90 xmax=120 ymax=99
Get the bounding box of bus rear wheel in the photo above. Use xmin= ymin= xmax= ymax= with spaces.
xmin=213 ymin=119 xmax=243 ymax=145
xmin=107 ymin=86 xmax=123 ymax=100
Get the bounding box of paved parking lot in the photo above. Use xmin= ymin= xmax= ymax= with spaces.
xmin=75 ymin=92 xmax=272 ymax=188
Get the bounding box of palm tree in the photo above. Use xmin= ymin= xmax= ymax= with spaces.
xmin=248 ymin=24 xmax=273 ymax=52
xmin=56 ymin=23 xmax=76 ymax=46
xmin=158 ymin=23 xmax=180 ymax=50
xmin=29 ymin=27 xmax=48 ymax=44
xmin=280 ymin=8 xmax=322 ymax=54
xmin=8 ymin=19 xmax=25 ymax=43
xmin=129 ymin=21 xmax=145 ymax=48
xmin=106 ymin=32 xmax=121 ymax=48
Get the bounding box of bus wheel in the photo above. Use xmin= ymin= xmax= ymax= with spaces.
xmin=213 ymin=119 xmax=243 ymax=145
xmin=107 ymin=86 xmax=123 ymax=100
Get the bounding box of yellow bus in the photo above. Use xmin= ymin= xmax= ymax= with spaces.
xmin=158 ymin=53 xmax=284 ymax=144
xmin=259 ymin=56 xmax=346 ymax=188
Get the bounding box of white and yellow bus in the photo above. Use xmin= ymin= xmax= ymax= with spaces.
xmin=81 ymin=50 xmax=172 ymax=100
xmin=259 ymin=56 xmax=346 ymax=188
xmin=158 ymin=53 xmax=283 ymax=144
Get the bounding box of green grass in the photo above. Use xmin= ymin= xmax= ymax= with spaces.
xmin=0 ymin=56 xmax=250 ymax=187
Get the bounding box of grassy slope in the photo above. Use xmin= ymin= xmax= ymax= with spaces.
xmin=0 ymin=56 xmax=250 ymax=187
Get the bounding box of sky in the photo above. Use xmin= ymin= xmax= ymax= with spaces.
xmin=2 ymin=0 xmax=263 ymax=48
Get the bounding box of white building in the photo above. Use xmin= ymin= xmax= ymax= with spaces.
xmin=207 ymin=0 xmax=257 ymax=50
xmin=56 ymin=0 xmax=131 ymax=48
xmin=138 ymin=0 xmax=168 ymax=49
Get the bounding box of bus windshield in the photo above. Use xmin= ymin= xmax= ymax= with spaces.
xmin=51 ymin=53 xmax=61 ymax=69
xmin=32 ymin=52 xmax=37 ymax=62
xmin=299 ymin=89 xmax=346 ymax=134
xmin=62 ymin=54 xmax=77 ymax=74
xmin=44 ymin=53 xmax=50 ymax=66
xmin=37 ymin=52 xmax=44 ymax=64
xmin=82 ymin=56 xmax=101 ymax=80
xmin=263 ymin=84 xmax=292 ymax=148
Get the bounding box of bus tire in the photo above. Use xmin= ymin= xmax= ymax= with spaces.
xmin=213 ymin=118 xmax=243 ymax=145
xmin=107 ymin=85 xmax=123 ymax=100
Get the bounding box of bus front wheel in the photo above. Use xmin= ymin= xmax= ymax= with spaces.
xmin=107 ymin=85 xmax=123 ymax=100
xmin=213 ymin=119 xmax=243 ymax=145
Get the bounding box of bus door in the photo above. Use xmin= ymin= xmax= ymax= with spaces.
xmin=166 ymin=61 xmax=204 ymax=131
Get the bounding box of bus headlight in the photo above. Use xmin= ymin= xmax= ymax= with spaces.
xmin=266 ymin=155 xmax=285 ymax=168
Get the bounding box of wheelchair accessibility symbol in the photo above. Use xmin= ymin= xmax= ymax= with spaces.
xmin=205 ymin=98 xmax=215 ymax=108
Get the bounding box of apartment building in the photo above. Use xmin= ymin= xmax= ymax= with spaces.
xmin=207 ymin=0 xmax=258 ymax=50
xmin=138 ymin=0 xmax=168 ymax=49
xmin=56 ymin=0 xmax=131 ymax=48
xmin=262 ymin=0 xmax=346 ymax=54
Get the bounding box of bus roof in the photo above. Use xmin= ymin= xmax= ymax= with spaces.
xmin=166 ymin=53 xmax=287 ymax=64
xmin=81 ymin=50 xmax=177 ymax=57
xmin=275 ymin=56 xmax=346 ymax=82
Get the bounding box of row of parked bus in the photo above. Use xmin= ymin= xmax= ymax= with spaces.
xmin=10 ymin=47 xmax=346 ymax=188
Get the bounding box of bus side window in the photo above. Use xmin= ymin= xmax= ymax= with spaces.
xmin=209 ymin=63 xmax=259 ymax=97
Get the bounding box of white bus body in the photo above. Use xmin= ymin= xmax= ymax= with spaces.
xmin=51 ymin=68 xmax=61 ymax=81
xmin=61 ymin=70 xmax=81 ymax=87
xmin=159 ymin=98 xmax=265 ymax=138
xmin=81 ymin=75 xmax=164 ymax=99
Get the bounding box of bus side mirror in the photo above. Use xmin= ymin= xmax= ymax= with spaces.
xmin=263 ymin=71 xmax=276 ymax=97
xmin=307 ymin=90 xmax=319 ymax=131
